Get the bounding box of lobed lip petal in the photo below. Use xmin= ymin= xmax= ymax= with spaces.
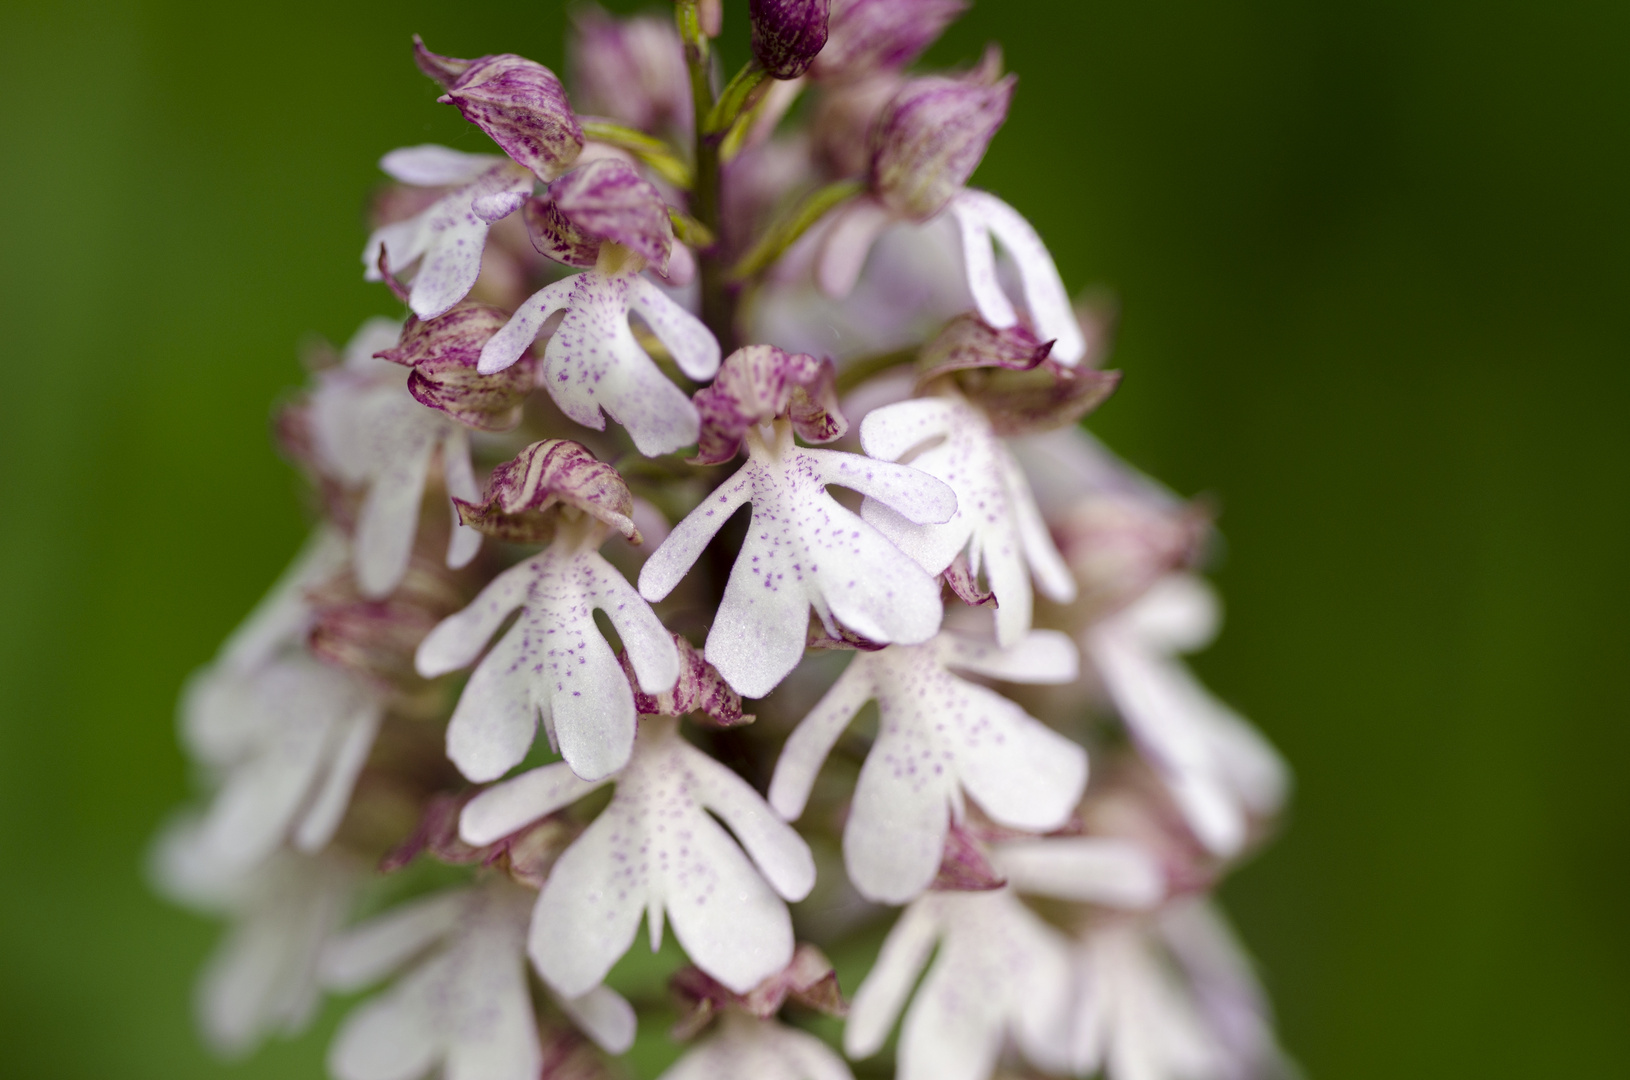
xmin=455 ymin=439 xmax=639 ymax=544
xmin=870 ymin=68 xmax=1015 ymax=221
xmin=691 ymin=345 xmax=846 ymax=465
xmin=749 ymin=0 xmax=832 ymax=80
xmin=549 ymin=158 xmax=673 ymax=271
xmin=428 ymin=47 xmax=586 ymax=181
xmin=812 ymin=0 xmax=967 ymax=81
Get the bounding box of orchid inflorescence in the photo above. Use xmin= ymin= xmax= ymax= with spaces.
xmin=154 ymin=4 xmax=1295 ymax=1080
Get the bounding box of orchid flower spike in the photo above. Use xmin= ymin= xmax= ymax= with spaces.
xmin=1084 ymin=574 xmax=1290 ymax=858
xmin=638 ymin=357 xmax=957 ymax=697
xmin=768 ymin=629 xmax=1087 ymax=903
xmin=307 ymin=318 xmax=484 ymax=597
xmin=813 ymin=62 xmax=1087 ymax=364
xmin=459 ymin=717 xmax=817 ymax=998
xmin=416 ymin=441 xmax=679 ymax=782
xmin=477 ymin=159 xmax=720 ymax=456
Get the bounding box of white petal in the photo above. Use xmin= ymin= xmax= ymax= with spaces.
xmin=950 ymin=683 xmax=1086 ymax=832
xmin=355 ymin=436 xmax=436 ymax=598
xmin=380 ymin=145 xmax=499 ymax=186
xmin=993 ymin=838 xmax=1164 ymax=908
xmin=940 ymin=629 xmax=1079 ymax=684
xmin=816 ymin=196 xmax=892 ymax=299
xmin=555 ymin=985 xmax=637 ymax=1054
xmin=292 ymin=702 xmax=383 ymax=852
xmin=590 ymin=556 xmax=680 ymax=694
xmin=844 ymin=900 xmax=942 ymax=1058
xmin=471 ymin=189 xmax=526 ymax=223
xmin=320 ymin=890 xmax=469 ymax=992
xmin=628 ymin=275 xmax=721 ymax=380
xmin=441 ymin=428 xmax=483 ymax=570
xmin=807 ymin=498 xmax=945 ymax=647
xmin=444 ymin=625 xmax=544 ymax=783
xmin=408 ymin=207 xmax=491 ymax=320
xmin=767 ymin=660 xmax=874 ymax=820
xmin=948 ymin=194 xmax=1015 ymax=328
xmin=1002 ymin=450 xmax=1076 ymax=602
xmin=416 ymin=558 xmax=537 ymax=676
xmin=442 ymin=967 xmax=540 ymax=1080
xmin=638 ymin=468 xmax=755 ymax=601
xmin=704 ymin=509 xmax=818 ymax=699
xmin=856 ymin=397 xmax=956 ymax=463
xmin=983 ymin=513 xmax=1036 ymax=647
xmin=808 ymin=448 xmax=957 ymax=525
xmin=663 ymin=809 xmax=796 ymax=994
xmin=1122 ymin=573 xmax=1220 ymax=653
xmin=460 ymin=763 xmax=609 ymax=846
xmin=530 ymin=801 xmax=649 ymax=998
xmin=844 ymin=721 xmax=955 ymax=904
xmin=327 ymin=964 xmax=442 ymax=1080
xmin=548 ymin=611 xmax=640 ymax=782
xmin=895 ymin=956 xmax=1005 ymax=1080
xmin=773 ymin=1024 xmax=857 ymax=1080
xmin=479 ymin=276 xmax=577 ymax=375
xmin=364 ymin=216 xmax=430 ymax=282
xmin=962 ymin=190 xmax=1086 ymax=365
xmin=686 ymin=745 xmax=816 ymax=901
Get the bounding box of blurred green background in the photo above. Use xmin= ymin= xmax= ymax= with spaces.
xmin=3 ymin=0 xmax=1627 ymax=1076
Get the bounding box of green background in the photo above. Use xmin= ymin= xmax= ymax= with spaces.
xmin=2 ymin=0 xmax=1626 ymax=1076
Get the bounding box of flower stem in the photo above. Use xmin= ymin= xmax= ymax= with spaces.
xmin=678 ymin=0 xmax=737 ymax=352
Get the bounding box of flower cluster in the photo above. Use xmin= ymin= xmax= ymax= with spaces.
xmin=156 ymin=4 xmax=1295 ymax=1079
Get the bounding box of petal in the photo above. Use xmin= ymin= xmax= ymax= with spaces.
xmin=767 ymin=660 xmax=874 ymax=820
xmin=355 ymin=436 xmax=436 ymax=598
xmin=292 ymin=702 xmax=383 ymax=852
xmin=856 ymin=397 xmax=955 ymax=462
xmin=992 ymin=838 xmax=1164 ymax=908
xmin=940 ymin=628 xmax=1079 ymax=684
xmin=1002 ymin=449 xmax=1076 ymax=602
xmin=773 ymin=1024 xmax=857 ymax=1080
xmin=844 ymin=900 xmax=941 ymax=1058
xmin=807 ymin=447 xmax=957 ymax=525
xmin=408 ymin=205 xmax=493 ymax=320
xmin=416 ymin=557 xmax=537 ymax=676
xmin=444 ymin=621 xmax=544 ymax=783
xmin=948 ymin=194 xmax=1014 ymax=328
xmin=547 ymin=605 xmax=640 ymax=782
xmin=327 ymin=964 xmax=443 ymax=1080
xmin=479 ymin=276 xmax=578 ymax=374
xmin=981 ymin=513 xmax=1035 ymax=647
xmin=816 ymin=196 xmax=892 ymax=299
xmin=950 ymin=684 xmax=1086 ymax=832
xmin=962 ymin=190 xmax=1086 ymax=365
xmin=471 ymin=188 xmax=527 ymax=223
xmin=380 ymin=145 xmax=499 ymax=186
xmin=895 ymin=955 xmax=1005 ymax=1080
xmin=807 ymin=498 xmax=944 ymax=648
xmin=591 ymin=561 xmax=681 ymax=694
xmin=703 ymin=506 xmax=816 ymax=699
xmin=365 ymin=216 xmax=431 ymax=282
xmin=662 ymin=809 xmax=795 ymax=994
xmin=844 ymin=721 xmax=955 ymax=904
xmin=628 ymin=275 xmax=721 ymax=380
xmin=638 ymin=468 xmax=755 ymax=601
xmin=686 ymin=744 xmax=816 ymax=901
xmin=530 ymin=801 xmax=649 ymax=998
xmin=442 ymin=962 xmax=541 ymax=1080
xmin=460 ymin=762 xmax=609 ymax=846
xmin=320 ymin=890 xmax=469 ymax=992
xmin=441 ymin=428 xmax=484 ymax=570
xmin=555 ymin=985 xmax=637 ymax=1054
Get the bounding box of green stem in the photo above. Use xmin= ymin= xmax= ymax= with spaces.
xmin=729 ymin=178 xmax=863 ymax=282
xmin=677 ymin=0 xmax=737 ymax=351
xmin=705 ymin=61 xmax=770 ymax=138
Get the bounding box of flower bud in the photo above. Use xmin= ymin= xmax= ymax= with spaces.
xmin=454 ymin=439 xmax=639 ymax=544
xmin=871 ymin=65 xmax=1015 ymax=220
xmin=374 ymin=304 xmax=536 ymax=431
xmin=917 ymin=312 xmax=1053 ymax=383
xmin=568 ymin=7 xmax=692 ymax=134
xmin=749 ymin=0 xmax=831 ymax=80
xmin=541 ymin=158 xmax=673 ymax=271
xmin=415 ymin=38 xmax=585 ymax=181
xmin=691 ymin=345 xmax=845 ymax=465
xmin=620 ymin=633 xmax=749 ymax=727
xmin=811 ymin=0 xmax=966 ymax=81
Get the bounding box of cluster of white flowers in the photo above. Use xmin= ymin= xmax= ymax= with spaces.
xmin=156 ymin=3 xmax=1296 ymax=1079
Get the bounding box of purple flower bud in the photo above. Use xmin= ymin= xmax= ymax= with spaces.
xmin=546 ymin=158 xmax=673 ymax=271
xmin=568 ymin=7 xmax=692 ymax=135
xmin=453 ymin=439 xmax=640 ymax=544
xmin=374 ymin=305 xmax=536 ymax=432
xmin=690 ymin=345 xmax=846 ymax=465
xmin=620 ymin=633 xmax=750 ymax=728
xmin=749 ymin=0 xmax=831 ymax=80
xmin=811 ymin=0 xmax=967 ymax=81
xmin=917 ymin=312 xmax=1054 ymax=383
xmin=870 ymin=67 xmax=1015 ymax=220
xmin=416 ymin=39 xmax=585 ymax=181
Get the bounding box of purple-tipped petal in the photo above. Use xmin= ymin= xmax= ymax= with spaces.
xmin=871 ymin=69 xmax=1015 ymax=220
xmin=620 ymin=633 xmax=751 ymax=727
xmin=454 ymin=439 xmax=639 ymax=544
xmin=549 ymin=158 xmax=672 ymax=271
xmin=749 ymin=0 xmax=832 ymax=80
xmin=431 ymin=48 xmax=586 ymax=181
xmin=691 ymin=345 xmax=846 ymax=465
xmin=412 ymin=35 xmax=474 ymax=88
xmin=812 ymin=0 xmax=966 ymax=80
xmin=917 ymin=312 xmax=1053 ymax=383
xmin=376 ymin=304 xmax=537 ymax=431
